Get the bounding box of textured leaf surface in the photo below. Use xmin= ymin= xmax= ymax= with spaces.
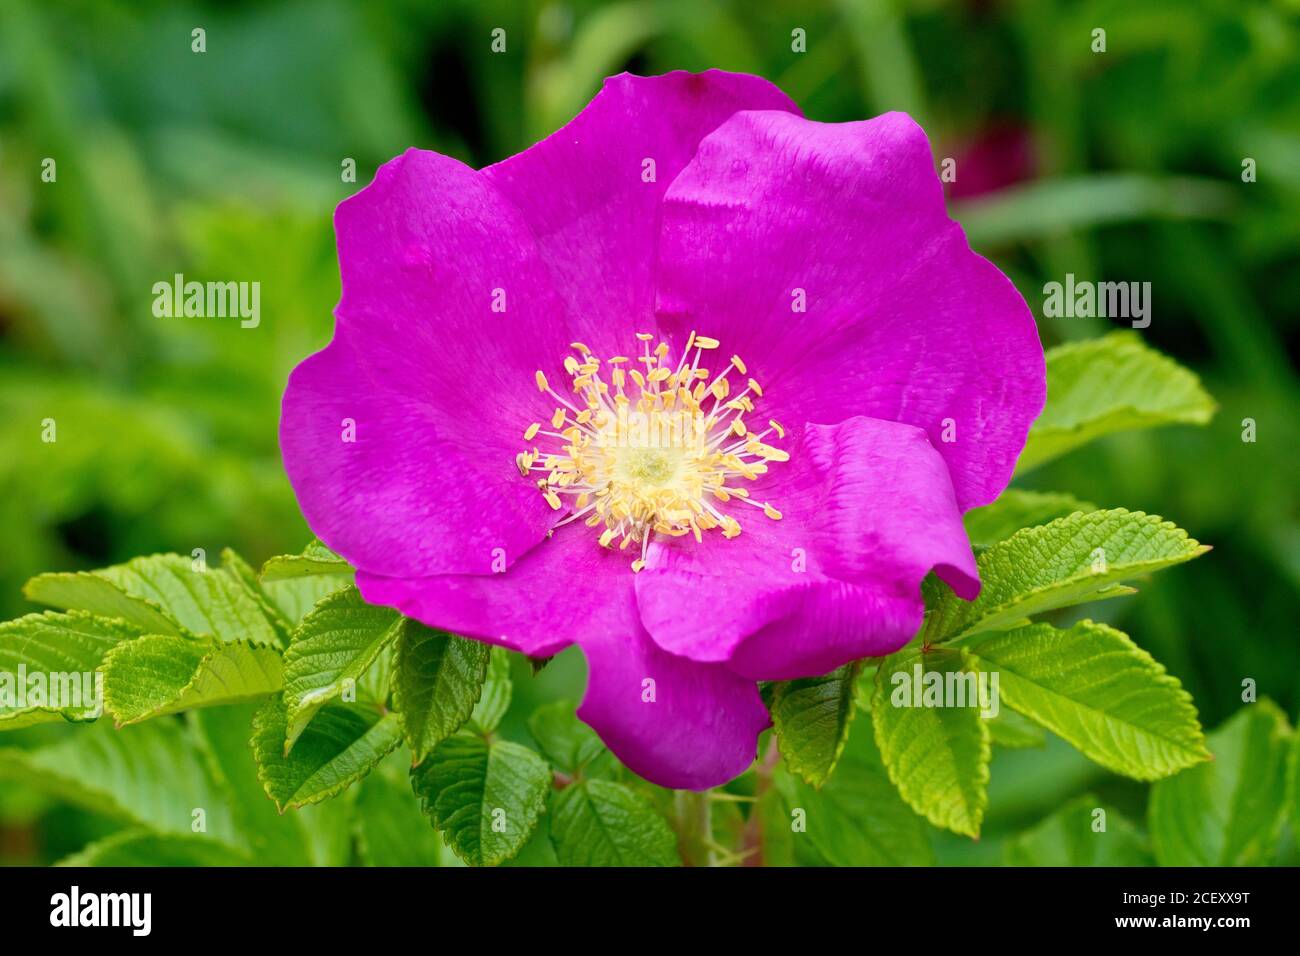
xmin=964 ymin=489 xmax=1094 ymax=547
xmin=281 ymin=587 xmax=401 ymax=751
xmin=0 ymin=612 xmax=142 ymax=729
xmin=411 ymin=734 xmax=551 ymax=867
xmin=1004 ymin=795 xmax=1151 ymax=866
xmin=794 ymin=717 xmax=934 ymax=865
xmin=0 ymin=718 xmax=243 ymax=848
xmin=102 ymin=635 xmax=282 ymax=725
xmin=1150 ymin=701 xmax=1291 ymax=865
xmin=925 ymin=509 xmax=1208 ymax=642
xmin=873 ymin=648 xmax=990 ymax=837
xmin=769 ymin=662 xmax=862 ymax=787
xmin=466 ymin=645 xmax=511 ymax=734
xmin=252 ymin=698 xmax=401 ymax=811
xmin=967 ymin=621 xmax=1208 ymax=780
xmin=549 ymin=779 xmax=678 ymax=866
xmin=988 ymin=708 xmax=1047 ymax=749
xmin=27 ymin=554 xmax=279 ymax=645
xmin=393 ymin=621 xmax=489 ymax=764
xmin=1019 ymin=332 xmax=1215 ymax=471
xmin=260 ymin=538 xmax=351 ymax=581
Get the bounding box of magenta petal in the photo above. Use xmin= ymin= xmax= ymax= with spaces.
xmin=635 ymin=416 xmax=979 ymax=681
xmin=282 ymin=148 xmax=580 ymax=576
xmin=577 ymin=627 xmax=769 ymax=791
xmin=354 ymin=526 xmax=632 ymax=658
xmin=655 ymin=109 xmax=1045 ymax=511
xmin=483 ymin=70 xmax=798 ymax=350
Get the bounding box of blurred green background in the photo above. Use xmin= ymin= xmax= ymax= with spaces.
xmin=0 ymin=0 xmax=1296 ymax=864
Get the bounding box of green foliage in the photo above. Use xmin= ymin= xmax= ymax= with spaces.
xmin=102 ymin=636 xmax=282 ymax=725
xmin=872 ymin=648 xmax=990 ymax=837
xmin=411 ymin=734 xmax=551 ymax=867
xmin=1004 ymin=796 xmax=1151 ymax=866
xmin=0 ymin=612 xmax=142 ymax=728
xmin=549 ymin=780 xmax=679 ymax=866
xmin=923 ymin=509 xmax=1208 ymax=643
xmin=1149 ymin=701 xmax=1292 ymax=866
xmin=1018 ymin=333 xmax=1216 ymax=472
xmin=280 ymin=586 xmax=401 ymax=751
xmin=393 ymin=622 xmax=490 ymax=765
xmin=767 ymin=662 xmax=862 ymax=787
xmin=527 ymin=700 xmax=605 ymax=775
xmin=966 ymin=622 xmax=1208 ymax=780
xmin=252 ymin=698 xmax=402 ymax=812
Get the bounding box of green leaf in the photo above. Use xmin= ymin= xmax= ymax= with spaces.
xmin=355 ymin=755 xmax=448 ymax=867
xmin=411 ymin=734 xmax=551 ymax=867
xmin=963 ymin=489 xmax=1094 ymax=548
xmin=768 ymin=662 xmax=863 ymax=787
xmin=0 ymin=718 xmax=245 ymax=849
xmin=393 ymin=621 xmax=490 ymax=765
xmin=101 ymin=635 xmax=282 ymax=726
xmin=1004 ymin=795 xmax=1151 ymax=866
xmin=220 ymin=547 xmax=293 ymax=644
xmin=281 ymin=587 xmax=401 ymax=752
xmin=966 ymin=621 xmax=1209 ymax=780
xmin=527 ymin=700 xmax=605 ymax=775
xmin=549 ymin=779 xmax=679 ymax=866
xmin=24 ymin=571 xmax=185 ymax=636
xmin=57 ymin=830 xmax=253 ymax=867
xmin=988 ymin=708 xmax=1047 ymax=749
xmin=191 ymin=704 xmax=321 ymax=866
xmin=1018 ymin=332 xmax=1215 ymax=472
xmin=0 ymin=611 xmax=143 ymax=729
xmin=252 ymin=698 xmax=402 ymax=811
xmin=466 ymin=645 xmax=511 ymax=734
xmin=872 ymin=648 xmax=990 ymax=837
xmin=1150 ymin=701 xmax=1291 ymax=866
xmin=924 ymin=509 xmax=1209 ymax=643
xmin=260 ymin=538 xmax=352 ymax=581
xmin=26 ymin=554 xmax=280 ymax=645
xmin=793 ymin=716 xmax=935 ymax=865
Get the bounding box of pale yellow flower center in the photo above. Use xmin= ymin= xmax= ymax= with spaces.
xmin=518 ymin=332 xmax=788 ymax=571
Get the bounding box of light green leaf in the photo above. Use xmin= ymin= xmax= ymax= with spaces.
xmin=1150 ymin=701 xmax=1291 ymax=866
xmin=549 ymin=779 xmax=679 ymax=866
xmin=220 ymin=547 xmax=293 ymax=644
xmin=101 ymin=635 xmax=282 ymax=725
xmin=924 ymin=509 xmax=1208 ymax=643
xmin=24 ymin=571 xmax=185 ymax=636
xmin=0 ymin=718 xmax=245 ymax=849
xmin=411 ymin=734 xmax=551 ymax=867
xmin=466 ymin=645 xmax=511 ymax=734
xmin=988 ymin=708 xmax=1047 ymax=749
xmin=1004 ymin=795 xmax=1151 ymax=866
xmin=281 ymin=587 xmax=401 ymax=752
xmin=260 ymin=538 xmax=352 ymax=582
xmin=355 ymin=755 xmax=447 ymax=867
xmin=57 ymin=830 xmax=253 ymax=867
xmin=527 ymin=700 xmax=605 ymax=775
xmin=27 ymin=554 xmax=279 ymax=645
xmin=1018 ymin=332 xmax=1215 ymax=472
xmin=393 ymin=621 xmax=490 ymax=765
xmin=768 ymin=662 xmax=863 ymax=788
xmin=794 ymin=716 xmax=934 ymax=865
xmin=872 ymin=648 xmax=990 ymax=837
xmin=191 ymin=704 xmax=321 ymax=866
xmin=252 ymin=698 xmax=401 ymax=811
xmin=0 ymin=611 xmax=143 ymax=729
xmin=967 ymin=621 xmax=1209 ymax=780
xmin=963 ymin=489 xmax=1094 ymax=547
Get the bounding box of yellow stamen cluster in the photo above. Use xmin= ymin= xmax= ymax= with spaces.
xmin=517 ymin=332 xmax=788 ymax=571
